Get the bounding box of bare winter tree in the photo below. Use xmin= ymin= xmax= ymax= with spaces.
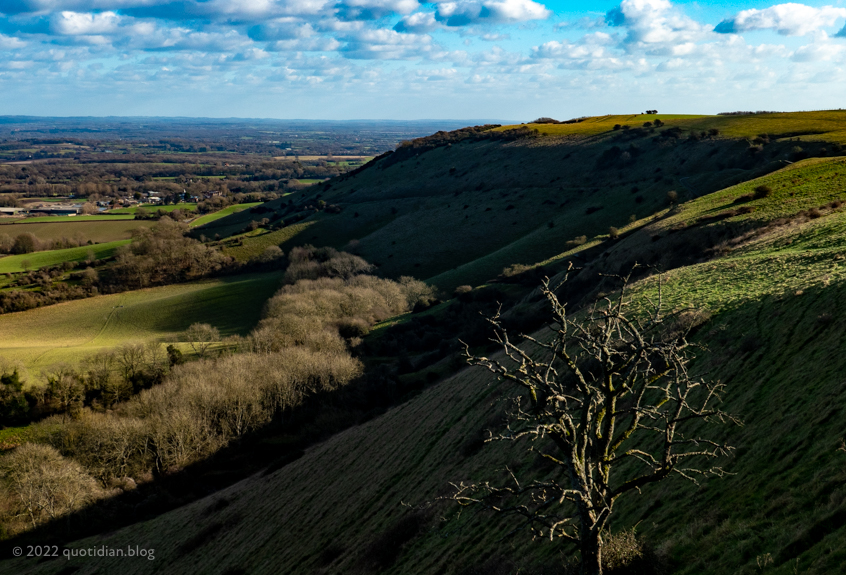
xmin=450 ymin=265 xmax=738 ymax=575
xmin=184 ymin=323 xmax=221 ymax=358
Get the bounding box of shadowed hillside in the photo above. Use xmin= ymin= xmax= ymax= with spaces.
xmin=197 ymin=111 xmax=840 ymax=291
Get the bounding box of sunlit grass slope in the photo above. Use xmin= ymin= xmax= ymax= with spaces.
xmin=0 ymin=240 xmax=129 ymax=273
xmin=0 ymin=271 xmax=282 ymax=375
xmin=189 ymin=202 xmax=263 ymax=228
xmin=513 ymin=110 xmax=846 ymax=143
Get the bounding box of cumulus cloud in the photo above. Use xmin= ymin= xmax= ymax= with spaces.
xmin=715 ymin=3 xmax=846 ymax=36
xmin=267 ymin=36 xmax=342 ymax=51
xmin=248 ymin=19 xmax=316 ymax=41
xmin=51 ymin=10 xmax=121 ymax=35
xmin=336 ymin=0 xmax=418 ymax=21
xmin=0 ymin=33 xmax=27 ymax=48
xmin=394 ymin=11 xmax=439 ymax=33
xmin=338 ymin=27 xmax=433 ymax=59
xmin=434 ymin=0 xmax=550 ymax=27
xmin=605 ymin=0 xmax=708 ymax=47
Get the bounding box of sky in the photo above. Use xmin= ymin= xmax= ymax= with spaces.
xmin=2 ymin=0 xmax=846 ymax=120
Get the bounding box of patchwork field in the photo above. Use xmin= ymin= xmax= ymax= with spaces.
xmin=0 ymin=271 xmax=282 ymax=377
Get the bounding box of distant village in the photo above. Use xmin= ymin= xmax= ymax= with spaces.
xmin=0 ymin=190 xmax=223 ymax=218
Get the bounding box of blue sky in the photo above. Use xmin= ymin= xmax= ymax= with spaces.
xmin=2 ymin=0 xmax=846 ymax=120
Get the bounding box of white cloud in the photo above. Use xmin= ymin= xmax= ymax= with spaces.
xmin=715 ymin=3 xmax=846 ymax=36
xmin=336 ymin=0 xmax=419 ymax=21
xmin=338 ymin=28 xmax=434 ymax=59
xmin=434 ymin=0 xmax=550 ymax=27
xmin=51 ymin=11 xmax=121 ymax=35
xmin=394 ymin=11 xmax=439 ymax=33
xmin=792 ymin=37 xmax=846 ymax=61
xmin=605 ymin=0 xmax=708 ymax=48
xmin=267 ymin=36 xmax=342 ymax=51
xmin=416 ymin=67 xmax=456 ymax=80
xmin=0 ymin=33 xmax=27 ymax=48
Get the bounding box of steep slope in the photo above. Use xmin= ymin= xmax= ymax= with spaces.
xmin=6 ymin=156 xmax=846 ymax=574
xmin=197 ymin=112 xmax=839 ymax=292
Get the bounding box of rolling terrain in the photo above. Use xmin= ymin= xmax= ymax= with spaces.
xmin=0 ymin=271 xmax=283 ymax=376
xmin=5 ymin=112 xmax=846 ymax=575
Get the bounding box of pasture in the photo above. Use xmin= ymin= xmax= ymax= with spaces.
xmin=0 ymin=219 xmax=154 ymax=242
xmin=190 ymin=202 xmax=263 ymax=228
xmin=0 ymin=271 xmax=283 ymax=376
xmin=15 ymin=215 xmax=135 ymax=223
xmin=0 ymin=239 xmax=130 ymax=273
xmin=221 ymin=221 xmax=316 ymax=261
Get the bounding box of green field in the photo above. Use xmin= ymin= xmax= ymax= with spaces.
xmin=109 ymin=203 xmax=198 ymax=215
xmin=14 ymin=215 xmax=136 ymax=223
xmin=221 ymin=221 xmax=317 ymax=261
xmin=0 ymin=240 xmax=129 ymax=273
xmin=0 ymin=271 xmax=282 ymax=376
xmin=190 ymin=203 xmax=263 ymax=228
xmin=0 ymin=220 xmax=154 ymax=242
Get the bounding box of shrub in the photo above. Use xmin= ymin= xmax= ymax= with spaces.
xmin=0 ymin=443 xmax=103 ymax=530
xmin=666 ymin=190 xmax=678 ymax=204
xmin=790 ymin=146 xmax=807 ymax=161
xmin=753 ymin=185 xmax=772 ymax=199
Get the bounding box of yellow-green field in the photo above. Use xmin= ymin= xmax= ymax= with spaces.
xmin=507 ymin=110 xmax=846 ymax=143
xmin=221 ymin=221 xmax=316 ymax=261
xmin=0 ymin=271 xmax=282 ymax=377
xmin=190 ymin=203 xmax=263 ymax=228
xmin=0 ymin=240 xmax=130 ymax=273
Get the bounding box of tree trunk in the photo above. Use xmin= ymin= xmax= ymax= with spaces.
xmin=580 ymin=527 xmax=602 ymax=575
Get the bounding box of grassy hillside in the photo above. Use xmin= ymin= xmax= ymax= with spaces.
xmin=0 ymin=239 xmax=129 ymax=273
xmin=197 ymin=111 xmax=843 ymax=293
xmin=0 ymin=271 xmax=282 ymax=375
xmin=519 ymin=110 xmax=846 ymax=143
xmin=5 ymin=148 xmax=846 ymax=574
xmin=6 ymin=113 xmax=846 ymax=575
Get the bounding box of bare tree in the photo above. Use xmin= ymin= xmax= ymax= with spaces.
xmin=184 ymin=323 xmax=220 ymax=358
xmin=0 ymin=443 xmax=101 ymax=529
xmin=451 ymin=265 xmax=738 ymax=575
